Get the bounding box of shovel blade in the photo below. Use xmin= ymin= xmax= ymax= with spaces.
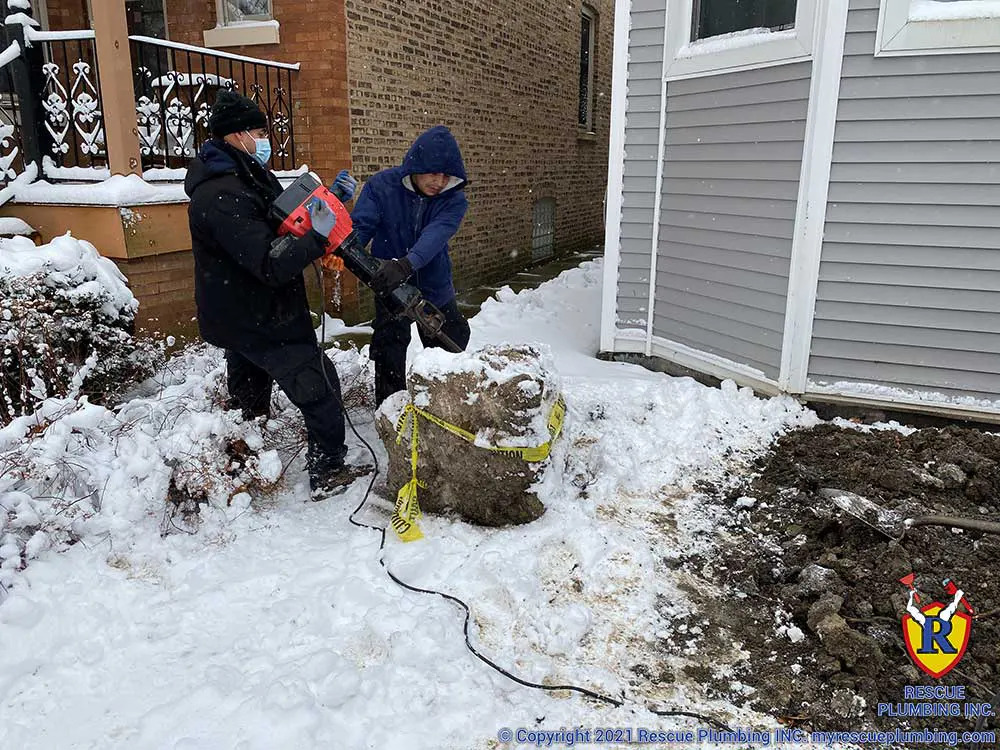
xmin=818 ymin=487 xmax=905 ymax=538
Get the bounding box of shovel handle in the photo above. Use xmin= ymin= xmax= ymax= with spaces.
xmin=906 ymin=516 xmax=1000 ymax=535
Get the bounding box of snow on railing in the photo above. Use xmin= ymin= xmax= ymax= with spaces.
xmin=0 ymin=38 xmax=26 ymax=206
xmin=0 ymin=38 xmax=20 ymax=67
xmin=23 ymin=27 xmax=95 ymax=45
xmin=128 ymin=34 xmax=300 ymax=71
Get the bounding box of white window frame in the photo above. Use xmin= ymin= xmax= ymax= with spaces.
xmin=663 ymin=0 xmax=819 ymax=81
xmin=876 ymin=0 xmax=1000 ymax=56
xmin=204 ymin=0 xmax=279 ymax=48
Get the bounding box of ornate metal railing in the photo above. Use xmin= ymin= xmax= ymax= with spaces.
xmin=28 ymin=28 xmax=107 ymax=173
xmin=129 ymin=36 xmax=298 ymax=171
xmin=0 ymin=40 xmax=29 ymax=200
xmin=0 ymin=22 xmax=299 ymax=187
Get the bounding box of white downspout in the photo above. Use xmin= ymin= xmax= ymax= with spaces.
xmin=779 ymin=0 xmax=850 ymax=393
xmin=600 ymin=0 xmax=633 ymax=353
xmin=644 ymin=0 xmax=671 ymax=357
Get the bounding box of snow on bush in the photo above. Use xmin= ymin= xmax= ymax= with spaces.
xmin=0 ymin=339 xmax=376 ymax=602
xmin=0 ymin=234 xmax=162 ymax=423
xmin=0 ymin=346 xmax=280 ymax=598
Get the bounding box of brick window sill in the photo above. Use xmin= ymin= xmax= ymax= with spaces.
xmin=203 ymin=21 xmax=280 ymax=49
xmin=577 ymin=130 xmax=597 ymax=142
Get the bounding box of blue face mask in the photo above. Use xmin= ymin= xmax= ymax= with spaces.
xmin=253 ymin=137 xmax=272 ymax=166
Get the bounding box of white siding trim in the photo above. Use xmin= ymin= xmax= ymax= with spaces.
xmin=615 ymin=333 xmax=782 ymax=394
xmin=645 ymin=1 xmax=671 ymax=357
xmin=778 ymin=0 xmax=850 ymax=394
xmin=612 ymin=334 xmax=647 ymax=354
xmin=599 ymin=0 xmax=632 ymax=353
xmin=663 ymin=0 xmax=819 ymax=81
xmin=804 ymin=389 xmax=1000 ymax=424
xmin=876 ymin=0 xmax=1000 ymax=56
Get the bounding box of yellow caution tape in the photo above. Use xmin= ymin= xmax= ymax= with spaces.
xmin=390 ymin=407 xmax=425 ymax=542
xmin=389 ymin=394 xmax=566 ymax=542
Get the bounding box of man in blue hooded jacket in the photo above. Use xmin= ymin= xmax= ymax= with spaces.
xmin=350 ymin=125 xmax=472 ymax=405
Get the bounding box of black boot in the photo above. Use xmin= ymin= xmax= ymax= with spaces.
xmin=309 ymin=464 xmax=373 ymax=500
xmin=306 ymin=443 xmax=371 ymax=500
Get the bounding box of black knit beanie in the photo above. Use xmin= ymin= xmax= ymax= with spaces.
xmin=208 ymin=90 xmax=268 ymax=137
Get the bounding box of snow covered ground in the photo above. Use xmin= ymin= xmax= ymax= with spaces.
xmin=0 ymin=258 xmax=819 ymax=749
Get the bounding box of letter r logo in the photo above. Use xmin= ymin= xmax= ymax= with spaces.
xmin=918 ymin=616 xmax=957 ymax=655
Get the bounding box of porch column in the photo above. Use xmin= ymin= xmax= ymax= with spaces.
xmin=92 ymin=1 xmax=142 ymax=176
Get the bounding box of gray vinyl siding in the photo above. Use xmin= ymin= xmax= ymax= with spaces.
xmin=810 ymin=0 xmax=1000 ymax=401
xmin=651 ymin=63 xmax=810 ymax=379
xmin=615 ymin=0 xmax=664 ymax=333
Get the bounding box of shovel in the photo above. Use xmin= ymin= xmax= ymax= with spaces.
xmin=818 ymin=488 xmax=1000 ymax=539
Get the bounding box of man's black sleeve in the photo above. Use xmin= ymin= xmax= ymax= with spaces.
xmin=204 ymin=192 xmax=326 ymax=287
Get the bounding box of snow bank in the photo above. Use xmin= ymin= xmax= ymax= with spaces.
xmin=0 ymin=258 xmax=819 ymax=748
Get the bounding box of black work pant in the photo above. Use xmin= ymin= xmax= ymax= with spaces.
xmin=371 ymin=297 xmax=470 ymax=406
xmin=225 ymin=342 xmax=347 ymax=478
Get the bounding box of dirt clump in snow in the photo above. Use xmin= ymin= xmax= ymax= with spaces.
xmin=691 ymin=423 xmax=1000 ymax=738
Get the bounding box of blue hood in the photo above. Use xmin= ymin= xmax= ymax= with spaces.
xmin=184 ymin=140 xmax=239 ymax=196
xmin=400 ymin=126 xmax=467 ymax=184
xmin=198 ymin=139 xmax=238 ymax=174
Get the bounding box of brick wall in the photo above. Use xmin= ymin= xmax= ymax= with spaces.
xmin=42 ymin=0 xmax=613 ymax=322
xmin=343 ymin=0 xmax=614 ymax=293
xmin=164 ymin=0 xmax=353 ymax=185
xmin=45 ymin=0 xmax=88 ymax=30
xmin=114 ymin=251 xmax=198 ymax=334
xmin=41 ymin=0 xmax=352 ymax=210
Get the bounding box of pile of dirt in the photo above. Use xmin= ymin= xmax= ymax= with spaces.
xmin=691 ymin=423 xmax=1000 ymax=738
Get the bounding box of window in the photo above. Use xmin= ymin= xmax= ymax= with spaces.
xmin=693 ymin=0 xmax=797 ymax=40
xmin=204 ymin=0 xmax=279 ymax=47
xmin=532 ymin=199 xmax=556 ymax=261
xmin=125 ymin=0 xmax=167 ymax=38
xmin=222 ymin=0 xmax=272 ymax=25
xmin=876 ymin=0 xmax=1000 ymax=56
xmin=663 ymin=0 xmax=817 ymax=80
xmin=579 ymin=6 xmax=596 ymax=131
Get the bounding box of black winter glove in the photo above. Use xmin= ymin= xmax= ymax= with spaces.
xmin=371 ymin=257 xmax=413 ymax=293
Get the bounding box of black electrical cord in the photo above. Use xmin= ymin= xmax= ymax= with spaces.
xmin=309 ymin=262 xmax=731 ymax=733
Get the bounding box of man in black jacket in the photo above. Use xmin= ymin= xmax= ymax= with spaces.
xmin=185 ymin=90 xmax=367 ymax=498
